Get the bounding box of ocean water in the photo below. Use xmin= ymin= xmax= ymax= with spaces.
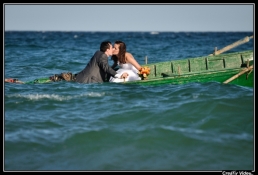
xmin=4 ymin=31 xmax=254 ymax=171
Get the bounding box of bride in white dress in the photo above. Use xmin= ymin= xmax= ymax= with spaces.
xmin=109 ymin=41 xmax=142 ymax=83
xmin=109 ymin=62 xmax=141 ymax=82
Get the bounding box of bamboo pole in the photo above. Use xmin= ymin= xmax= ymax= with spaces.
xmin=223 ymin=65 xmax=253 ymax=84
xmin=209 ymin=35 xmax=254 ymax=56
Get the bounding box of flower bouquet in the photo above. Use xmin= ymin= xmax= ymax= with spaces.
xmin=138 ymin=66 xmax=151 ymax=80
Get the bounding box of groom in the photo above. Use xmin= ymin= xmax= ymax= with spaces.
xmin=75 ymin=41 xmax=128 ymax=84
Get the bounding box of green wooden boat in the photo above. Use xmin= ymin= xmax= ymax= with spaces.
xmin=5 ymin=35 xmax=253 ymax=88
xmin=5 ymin=50 xmax=253 ymax=88
xmin=125 ymin=50 xmax=254 ymax=88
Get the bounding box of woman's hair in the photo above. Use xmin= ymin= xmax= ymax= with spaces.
xmin=111 ymin=40 xmax=127 ymax=64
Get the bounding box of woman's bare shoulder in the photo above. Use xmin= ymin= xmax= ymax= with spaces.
xmin=125 ymin=52 xmax=134 ymax=58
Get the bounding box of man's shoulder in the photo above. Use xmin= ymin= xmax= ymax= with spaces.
xmin=94 ymin=50 xmax=105 ymax=56
xmin=95 ymin=51 xmax=108 ymax=59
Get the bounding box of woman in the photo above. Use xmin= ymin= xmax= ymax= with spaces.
xmin=109 ymin=41 xmax=142 ymax=83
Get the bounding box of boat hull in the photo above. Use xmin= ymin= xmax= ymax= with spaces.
xmin=126 ymin=50 xmax=254 ymax=87
xmin=126 ymin=68 xmax=253 ymax=87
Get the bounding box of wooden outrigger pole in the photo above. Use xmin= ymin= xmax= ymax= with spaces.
xmin=223 ymin=65 xmax=253 ymax=84
xmin=209 ymin=35 xmax=254 ymax=56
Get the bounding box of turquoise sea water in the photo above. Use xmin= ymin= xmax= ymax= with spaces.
xmin=4 ymin=31 xmax=254 ymax=171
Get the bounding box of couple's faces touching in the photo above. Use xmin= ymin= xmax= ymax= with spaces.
xmin=106 ymin=43 xmax=114 ymax=56
xmin=112 ymin=44 xmax=119 ymax=55
xmin=107 ymin=43 xmax=120 ymax=56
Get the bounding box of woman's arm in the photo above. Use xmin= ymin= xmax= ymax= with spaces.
xmin=126 ymin=52 xmax=142 ymax=71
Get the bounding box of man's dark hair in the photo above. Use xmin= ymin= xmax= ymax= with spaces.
xmin=100 ymin=41 xmax=112 ymax=52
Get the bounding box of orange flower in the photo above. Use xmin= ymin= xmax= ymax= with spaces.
xmin=138 ymin=66 xmax=151 ymax=80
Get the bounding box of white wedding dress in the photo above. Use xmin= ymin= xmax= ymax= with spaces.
xmin=109 ymin=62 xmax=141 ymax=83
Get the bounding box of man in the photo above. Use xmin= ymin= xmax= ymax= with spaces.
xmin=75 ymin=41 xmax=128 ymax=84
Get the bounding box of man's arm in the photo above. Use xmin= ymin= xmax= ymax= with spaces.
xmin=99 ymin=56 xmax=128 ymax=79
